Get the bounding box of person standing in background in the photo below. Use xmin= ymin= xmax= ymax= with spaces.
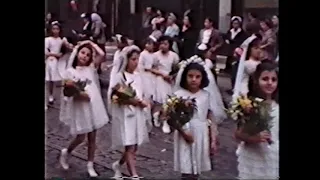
xmin=142 ymin=6 xmax=153 ymax=38
xmin=164 ymin=13 xmax=180 ymax=54
xmin=196 ymin=17 xmax=224 ymax=61
xmin=91 ymin=13 xmax=106 ymax=52
xmin=245 ymin=12 xmax=260 ymax=35
xmin=260 ymin=18 xmax=276 ymax=61
xmin=224 ymin=16 xmax=248 ymax=74
xmin=179 ymin=13 xmax=197 ymax=60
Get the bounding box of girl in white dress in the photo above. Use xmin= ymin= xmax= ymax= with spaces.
xmin=235 ymin=61 xmax=279 ymax=179
xmin=109 ymin=46 xmax=150 ymax=180
xmin=138 ymin=38 xmax=156 ymax=100
xmin=165 ymin=59 xmax=220 ymax=180
xmin=107 ymin=35 xmax=129 ymax=112
xmin=149 ymin=36 xmax=179 ymax=130
xmin=45 ymin=21 xmax=73 ymax=105
xmin=138 ymin=39 xmax=157 ymax=130
xmin=233 ymin=35 xmax=262 ymax=100
xmin=66 ymin=40 xmax=106 ymax=90
xmin=59 ymin=42 xmax=109 ymax=177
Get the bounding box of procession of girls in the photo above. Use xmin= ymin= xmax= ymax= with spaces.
xmin=45 ymin=14 xmax=279 ymax=180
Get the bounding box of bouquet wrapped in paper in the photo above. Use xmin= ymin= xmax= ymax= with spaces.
xmin=226 ymin=95 xmax=273 ymax=144
xmin=62 ymin=79 xmax=91 ymax=97
xmin=111 ymin=82 xmax=137 ymax=104
xmin=161 ymin=95 xmax=197 ymax=133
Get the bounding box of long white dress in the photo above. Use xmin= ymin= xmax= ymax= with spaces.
xmin=154 ymin=50 xmax=179 ymax=103
xmin=138 ymin=50 xmax=157 ymax=100
xmin=110 ymin=71 xmax=149 ymax=149
xmin=240 ymin=59 xmax=260 ymax=95
xmin=45 ymin=36 xmax=68 ymax=81
xmin=237 ymin=101 xmax=279 ymax=179
xmin=174 ymin=89 xmax=211 ymax=174
xmin=59 ymin=66 xmax=109 ymax=135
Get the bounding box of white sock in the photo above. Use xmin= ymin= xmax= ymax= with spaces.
xmin=153 ymin=112 xmax=161 ymax=127
xmin=59 ymin=148 xmax=69 ymax=170
xmin=87 ymin=161 xmax=98 ymax=177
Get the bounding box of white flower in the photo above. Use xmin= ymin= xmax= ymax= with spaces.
xmin=231 ymin=112 xmax=238 ymax=120
xmin=255 ymin=98 xmax=264 ymax=102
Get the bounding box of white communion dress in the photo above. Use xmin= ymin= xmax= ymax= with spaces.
xmin=237 ymin=101 xmax=279 ymax=179
xmin=110 ymin=71 xmax=150 ymax=149
xmin=59 ymin=66 xmax=109 ymax=135
xmin=173 ymin=89 xmax=212 ymax=174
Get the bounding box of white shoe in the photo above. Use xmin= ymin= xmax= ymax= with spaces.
xmin=111 ymin=160 xmax=122 ymax=178
xmin=49 ymin=96 xmax=54 ymax=103
xmin=131 ymin=175 xmax=143 ymax=180
xmin=152 ymin=112 xmax=161 ymax=127
xmin=162 ymin=121 xmax=171 ymax=134
xmin=59 ymin=148 xmax=69 ymax=170
xmin=87 ymin=161 xmax=98 ymax=177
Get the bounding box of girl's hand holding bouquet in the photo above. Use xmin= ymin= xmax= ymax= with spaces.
xmin=226 ymin=95 xmax=273 ymax=145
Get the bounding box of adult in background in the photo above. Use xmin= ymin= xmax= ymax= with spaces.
xmin=75 ymin=13 xmax=93 ymax=41
xmin=224 ymin=16 xmax=248 ymax=73
xmin=142 ymin=7 xmax=154 ymax=39
xmin=196 ymin=17 xmax=224 ymax=61
xmin=45 ymin=12 xmax=54 ymax=36
xmin=151 ymin=9 xmax=166 ymax=32
xmin=260 ymin=18 xmax=276 ymax=61
xmin=179 ymin=13 xmax=197 ymax=60
xmin=271 ymin=15 xmax=279 ymax=55
xmin=91 ymin=13 xmax=107 ymax=53
xmin=246 ymin=12 xmax=260 ymax=35
xmin=164 ymin=13 xmax=180 ymax=54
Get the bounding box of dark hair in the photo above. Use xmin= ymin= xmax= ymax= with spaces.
xmin=205 ymin=17 xmax=213 ymax=23
xmin=154 ymin=23 xmax=161 ymax=30
xmin=143 ymin=38 xmax=155 ymax=46
xmin=245 ymin=38 xmax=261 ymax=60
xmin=158 ymin=35 xmax=173 ymax=49
xmin=119 ymin=36 xmax=128 ymax=44
xmin=231 ymin=17 xmax=242 ymax=27
xmin=261 ymin=18 xmax=273 ymax=29
xmin=180 ymin=63 xmax=209 ymax=89
xmin=248 ymin=12 xmax=258 ymax=19
xmin=49 ymin=22 xmax=62 ymax=37
xmin=127 ymin=49 xmax=140 ymax=59
xmin=71 ymin=44 xmax=94 ymax=68
xmin=125 ymin=49 xmax=140 ymax=70
xmin=248 ymin=60 xmax=278 ymax=103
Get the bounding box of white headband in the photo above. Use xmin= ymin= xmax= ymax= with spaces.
xmin=174 ymin=55 xmax=227 ymax=122
xmin=148 ymin=35 xmax=157 ymax=42
xmin=231 ymin=16 xmax=242 ymax=23
xmin=115 ymin=34 xmax=122 ymax=42
xmin=51 ymin=21 xmax=59 ymax=25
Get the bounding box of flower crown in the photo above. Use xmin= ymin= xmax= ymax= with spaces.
xmin=178 ymin=55 xmax=206 ymax=69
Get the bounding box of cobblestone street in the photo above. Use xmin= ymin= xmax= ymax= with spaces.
xmin=45 ymin=63 xmax=238 ymax=179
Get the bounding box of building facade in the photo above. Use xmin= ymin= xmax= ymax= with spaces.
xmin=46 ymin=0 xmax=278 ymax=38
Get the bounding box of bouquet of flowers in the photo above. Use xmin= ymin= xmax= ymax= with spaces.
xmin=162 ymin=95 xmax=197 ymax=131
xmin=226 ymin=95 xmax=273 ymax=144
xmin=62 ymin=79 xmax=91 ymax=97
xmin=111 ymin=82 xmax=137 ymax=104
xmin=169 ymin=63 xmax=181 ymax=76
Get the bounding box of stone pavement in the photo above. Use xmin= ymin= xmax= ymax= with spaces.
xmin=45 ymin=68 xmax=238 ymax=179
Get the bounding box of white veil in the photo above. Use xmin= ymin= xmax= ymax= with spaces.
xmin=174 ymin=56 xmax=227 ymax=124
xmin=107 ymin=45 xmax=141 ymax=112
xmin=232 ymin=35 xmax=257 ymax=102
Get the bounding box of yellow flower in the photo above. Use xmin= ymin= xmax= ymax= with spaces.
xmin=239 ymin=97 xmax=252 ymax=109
xmin=112 ymin=95 xmax=119 ymax=103
xmin=162 ymin=104 xmax=169 ymax=112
